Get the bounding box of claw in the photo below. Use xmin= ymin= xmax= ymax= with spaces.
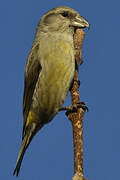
xmin=59 ymin=102 xmax=88 ymax=113
xmin=77 ymin=102 xmax=88 ymax=112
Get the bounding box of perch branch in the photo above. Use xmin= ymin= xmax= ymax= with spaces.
xmin=68 ymin=29 xmax=87 ymax=180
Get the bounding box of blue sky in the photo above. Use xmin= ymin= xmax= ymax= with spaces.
xmin=0 ymin=0 xmax=120 ymax=179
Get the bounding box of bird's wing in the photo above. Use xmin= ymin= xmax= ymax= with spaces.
xmin=22 ymin=44 xmax=41 ymax=138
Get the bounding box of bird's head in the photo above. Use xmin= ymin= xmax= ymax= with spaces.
xmin=38 ymin=6 xmax=89 ymax=34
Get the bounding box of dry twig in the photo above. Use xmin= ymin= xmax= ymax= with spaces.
xmin=68 ymin=29 xmax=87 ymax=180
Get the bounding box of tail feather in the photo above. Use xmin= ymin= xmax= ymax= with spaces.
xmin=13 ymin=135 xmax=28 ymax=176
xmin=13 ymin=123 xmax=37 ymax=176
xmin=13 ymin=122 xmax=43 ymax=176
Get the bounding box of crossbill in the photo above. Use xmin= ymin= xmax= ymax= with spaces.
xmin=13 ymin=6 xmax=89 ymax=176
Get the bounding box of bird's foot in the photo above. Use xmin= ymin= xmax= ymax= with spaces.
xmin=59 ymin=101 xmax=88 ymax=113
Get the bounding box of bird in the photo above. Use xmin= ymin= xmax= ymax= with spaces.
xmin=13 ymin=6 xmax=89 ymax=176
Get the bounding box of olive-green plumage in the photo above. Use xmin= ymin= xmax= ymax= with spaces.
xmin=13 ymin=6 xmax=89 ymax=176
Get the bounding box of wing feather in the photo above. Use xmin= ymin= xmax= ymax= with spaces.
xmin=22 ymin=44 xmax=41 ymax=137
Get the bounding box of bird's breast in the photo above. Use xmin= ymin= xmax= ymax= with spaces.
xmin=33 ymin=38 xmax=75 ymax=122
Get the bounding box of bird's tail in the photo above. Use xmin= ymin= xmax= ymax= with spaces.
xmin=13 ymin=123 xmax=38 ymax=176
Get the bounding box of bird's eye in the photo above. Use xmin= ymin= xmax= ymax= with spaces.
xmin=61 ymin=12 xmax=69 ymax=17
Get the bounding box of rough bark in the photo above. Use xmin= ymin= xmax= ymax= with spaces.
xmin=69 ymin=29 xmax=88 ymax=180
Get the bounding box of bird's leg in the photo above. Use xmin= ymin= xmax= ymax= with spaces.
xmin=59 ymin=101 xmax=88 ymax=113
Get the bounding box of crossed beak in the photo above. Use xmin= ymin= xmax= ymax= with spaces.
xmin=72 ymin=15 xmax=90 ymax=29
